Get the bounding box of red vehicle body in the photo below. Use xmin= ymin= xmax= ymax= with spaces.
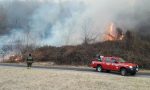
xmin=90 ymin=56 xmax=139 ymax=76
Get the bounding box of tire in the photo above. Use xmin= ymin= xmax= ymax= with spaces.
xmin=120 ymin=68 xmax=127 ymax=76
xmin=106 ymin=70 xmax=110 ymax=73
xmin=96 ymin=65 xmax=102 ymax=72
xmin=130 ymin=72 xmax=136 ymax=75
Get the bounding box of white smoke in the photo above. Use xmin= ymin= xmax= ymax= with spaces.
xmin=28 ymin=0 xmax=135 ymax=46
xmin=0 ymin=0 xmax=149 ymax=48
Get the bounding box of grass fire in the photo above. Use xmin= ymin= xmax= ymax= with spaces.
xmin=105 ymin=23 xmax=124 ymax=41
xmin=0 ymin=0 xmax=150 ymax=90
xmin=0 ymin=0 xmax=149 ymax=69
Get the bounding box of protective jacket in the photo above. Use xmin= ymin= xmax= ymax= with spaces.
xmin=27 ymin=56 xmax=33 ymax=63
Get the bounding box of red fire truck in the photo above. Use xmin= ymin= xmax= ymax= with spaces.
xmin=90 ymin=56 xmax=139 ymax=76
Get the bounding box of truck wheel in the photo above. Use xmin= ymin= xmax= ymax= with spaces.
xmin=96 ymin=65 xmax=102 ymax=72
xmin=130 ymin=72 xmax=136 ymax=75
xmin=120 ymin=68 xmax=127 ymax=76
xmin=106 ymin=70 xmax=110 ymax=73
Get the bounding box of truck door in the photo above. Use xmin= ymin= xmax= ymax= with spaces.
xmin=110 ymin=58 xmax=119 ymax=71
xmin=103 ymin=57 xmax=111 ymax=70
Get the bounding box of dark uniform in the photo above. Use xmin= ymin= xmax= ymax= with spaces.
xmin=96 ymin=54 xmax=102 ymax=62
xmin=97 ymin=55 xmax=102 ymax=61
xmin=26 ymin=54 xmax=33 ymax=69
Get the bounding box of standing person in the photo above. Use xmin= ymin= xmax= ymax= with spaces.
xmin=26 ymin=54 xmax=34 ymax=69
xmin=97 ymin=55 xmax=102 ymax=61
xmin=96 ymin=54 xmax=103 ymax=62
xmin=96 ymin=54 xmax=101 ymax=61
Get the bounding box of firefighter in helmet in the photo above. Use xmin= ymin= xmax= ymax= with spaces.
xmin=26 ymin=54 xmax=34 ymax=69
xmin=96 ymin=54 xmax=102 ymax=62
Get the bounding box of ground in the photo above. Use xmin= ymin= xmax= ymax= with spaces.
xmin=0 ymin=66 xmax=150 ymax=90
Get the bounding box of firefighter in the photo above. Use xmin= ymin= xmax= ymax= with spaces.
xmin=26 ymin=54 xmax=34 ymax=69
xmin=96 ymin=54 xmax=102 ymax=61
xmin=98 ymin=55 xmax=102 ymax=61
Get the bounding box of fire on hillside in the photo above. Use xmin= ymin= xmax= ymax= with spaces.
xmin=104 ymin=23 xmax=124 ymax=41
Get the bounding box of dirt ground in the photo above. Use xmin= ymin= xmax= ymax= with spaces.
xmin=0 ymin=66 xmax=150 ymax=90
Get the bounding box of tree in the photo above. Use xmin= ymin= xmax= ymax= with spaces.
xmin=116 ymin=27 xmax=123 ymax=40
xmin=81 ymin=19 xmax=99 ymax=45
xmin=0 ymin=45 xmax=11 ymax=62
xmin=125 ymin=30 xmax=134 ymax=50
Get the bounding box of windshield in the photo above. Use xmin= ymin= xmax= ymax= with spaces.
xmin=118 ymin=58 xmax=126 ymax=63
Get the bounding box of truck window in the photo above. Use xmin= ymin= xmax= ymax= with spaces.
xmin=118 ymin=58 xmax=126 ymax=63
xmin=111 ymin=58 xmax=117 ymax=63
xmin=105 ymin=57 xmax=111 ymax=63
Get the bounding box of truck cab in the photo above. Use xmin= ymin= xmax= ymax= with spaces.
xmin=90 ymin=56 xmax=139 ymax=76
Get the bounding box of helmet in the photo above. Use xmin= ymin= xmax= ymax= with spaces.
xmin=29 ymin=54 xmax=32 ymax=56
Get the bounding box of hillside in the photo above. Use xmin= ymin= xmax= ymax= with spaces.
xmin=29 ymin=30 xmax=150 ymax=69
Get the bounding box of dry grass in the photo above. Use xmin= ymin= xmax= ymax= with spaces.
xmin=0 ymin=66 xmax=150 ymax=90
xmin=140 ymin=69 xmax=150 ymax=73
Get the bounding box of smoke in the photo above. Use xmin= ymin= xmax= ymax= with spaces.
xmin=0 ymin=0 xmax=150 ymax=49
xmin=115 ymin=0 xmax=150 ymax=29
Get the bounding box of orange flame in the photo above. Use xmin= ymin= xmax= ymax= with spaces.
xmin=119 ymin=35 xmax=124 ymax=40
xmin=104 ymin=22 xmax=124 ymax=41
xmin=105 ymin=23 xmax=116 ymax=41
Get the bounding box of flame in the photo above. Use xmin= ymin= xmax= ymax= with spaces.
xmin=119 ymin=35 xmax=124 ymax=40
xmin=104 ymin=22 xmax=124 ymax=41
xmin=105 ymin=23 xmax=116 ymax=41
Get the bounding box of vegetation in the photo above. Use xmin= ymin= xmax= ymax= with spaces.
xmin=27 ymin=30 xmax=150 ymax=69
xmin=1 ymin=29 xmax=149 ymax=69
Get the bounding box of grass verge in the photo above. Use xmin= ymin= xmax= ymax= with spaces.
xmin=0 ymin=66 xmax=150 ymax=90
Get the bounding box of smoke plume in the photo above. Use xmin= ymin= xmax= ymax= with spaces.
xmin=0 ymin=0 xmax=150 ymax=49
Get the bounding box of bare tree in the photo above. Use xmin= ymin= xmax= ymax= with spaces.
xmin=0 ymin=45 xmax=12 ymax=62
xmin=21 ymin=30 xmax=36 ymax=56
xmin=116 ymin=27 xmax=123 ymax=40
xmin=125 ymin=30 xmax=134 ymax=50
xmin=82 ymin=19 xmax=99 ymax=45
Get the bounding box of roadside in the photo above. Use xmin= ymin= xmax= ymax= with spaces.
xmin=0 ymin=62 xmax=150 ymax=78
xmin=0 ymin=66 xmax=150 ymax=90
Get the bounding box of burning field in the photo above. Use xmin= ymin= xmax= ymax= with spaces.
xmin=0 ymin=1 xmax=150 ymax=90
xmin=0 ymin=0 xmax=150 ymax=68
